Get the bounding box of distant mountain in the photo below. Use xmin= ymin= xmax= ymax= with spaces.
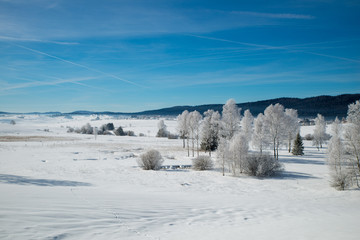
xmin=133 ymin=94 xmax=360 ymax=119
xmin=1 ymin=94 xmax=359 ymax=119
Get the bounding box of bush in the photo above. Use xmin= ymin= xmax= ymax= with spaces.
xmin=330 ymin=171 xmax=352 ymax=191
xmin=10 ymin=120 xmax=16 ymax=125
xmin=167 ymin=133 xmax=179 ymax=139
xmin=304 ymin=134 xmax=314 ymax=141
xmin=192 ymin=155 xmax=214 ymax=171
xmin=243 ymin=153 xmax=283 ymax=177
xmin=80 ymin=123 xmax=93 ymax=134
xmin=100 ymin=123 xmax=114 ymax=132
xmin=137 ymin=149 xmax=163 ymax=170
xmin=114 ymin=126 xmax=125 ymax=136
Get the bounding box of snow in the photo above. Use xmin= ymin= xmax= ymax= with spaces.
xmin=0 ymin=115 xmax=359 ymax=240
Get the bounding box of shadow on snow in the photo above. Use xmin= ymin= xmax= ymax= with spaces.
xmin=280 ymin=157 xmax=325 ymax=165
xmin=0 ymin=174 xmax=92 ymax=187
xmin=276 ymin=171 xmax=319 ymax=180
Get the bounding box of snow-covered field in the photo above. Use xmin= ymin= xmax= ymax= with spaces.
xmin=0 ymin=115 xmax=359 ymax=240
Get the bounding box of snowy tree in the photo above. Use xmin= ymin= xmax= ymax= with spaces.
xmin=221 ymin=99 xmax=241 ymax=140
xmin=285 ymin=109 xmax=300 ymax=153
xmin=241 ymin=109 xmax=253 ymax=142
xmin=313 ymin=114 xmax=326 ymax=150
xmin=344 ymin=100 xmax=360 ymax=185
xmin=177 ymin=110 xmax=189 ymax=149
xmin=327 ymin=118 xmax=351 ymax=190
xmin=292 ymin=132 xmax=304 ymax=156
xmin=228 ymin=133 xmax=249 ymax=176
xmin=264 ymin=103 xmax=287 ymax=160
xmin=201 ymin=110 xmax=221 ymax=156
xmin=217 ymin=138 xmax=229 ymax=176
xmin=156 ymin=120 xmax=169 ymax=137
xmin=252 ymin=113 xmax=266 ymax=154
xmin=188 ymin=111 xmax=202 ymax=157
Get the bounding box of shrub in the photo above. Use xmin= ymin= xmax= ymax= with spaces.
xmin=304 ymin=134 xmax=314 ymax=141
xmin=80 ymin=123 xmax=93 ymax=134
xmin=126 ymin=130 xmax=135 ymax=136
xmin=100 ymin=123 xmax=114 ymax=132
xmin=137 ymin=149 xmax=163 ymax=170
xmin=243 ymin=153 xmax=283 ymax=177
xmin=192 ymin=155 xmax=214 ymax=171
xmin=330 ymin=171 xmax=352 ymax=191
xmin=114 ymin=126 xmax=125 ymax=136
xmin=167 ymin=133 xmax=179 ymax=139
xmin=10 ymin=120 xmax=16 ymax=125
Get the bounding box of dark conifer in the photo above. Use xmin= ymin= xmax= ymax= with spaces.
xmin=292 ymin=132 xmax=304 ymax=155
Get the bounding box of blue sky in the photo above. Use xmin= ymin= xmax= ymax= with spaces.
xmin=0 ymin=0 xmax=359 ymax=112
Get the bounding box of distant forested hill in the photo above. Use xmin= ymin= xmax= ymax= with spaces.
xmin=134 ymin=94 xmax=360 ymax=119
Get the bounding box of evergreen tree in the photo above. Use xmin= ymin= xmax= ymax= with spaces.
xmin=292 ymin=133 xmax=304 ymax=155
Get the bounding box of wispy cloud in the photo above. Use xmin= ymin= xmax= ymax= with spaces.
xmin=0 ymin=76 xmax=96 ymax=90
xmin=0 ymin=35 xmax=78 ymax=45
xmin=231 ymin=11 xmax=315 ymax=20
xmin=10 ymin=43 xmax=145 ymax=88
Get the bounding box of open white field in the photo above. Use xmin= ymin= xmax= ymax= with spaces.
xmin=0 ymin=115 xmax=359 ymax=240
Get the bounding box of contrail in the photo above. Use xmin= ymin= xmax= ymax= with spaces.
xmin=11 ymin=43 xmax=145 ymax=88
xmin=186 ymin=34 xmax=360 ymax=64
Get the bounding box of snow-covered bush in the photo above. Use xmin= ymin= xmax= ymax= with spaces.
xmin=243 ymin=153 xmax=283 ymax=177
xmin=80 ymin=123 xmax=93 ymax=134
xmin=156 ymin=120 xmax=169 ymax=137
xmin=10 ymin=120 xmax=16 ymax=125
xmin=137 ymin=150 xmax=163 ymax=170
xmin=192 ymin=155 xmax=214 ymax=171
xmin=330 ymin=171 xmax=352 ymax=191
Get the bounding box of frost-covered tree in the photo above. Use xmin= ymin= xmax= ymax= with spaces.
xmin=201 ymin=110 xmax=221 ymax=156
xmin=252 ymin=113 xmax=266 ymax=154
xmin=285 ymin=109 xmax=300 ymax=153
xmin=344 ymin=100 xmax=360 ymax=184
xmin=156 ymin=120 xmax=169 ymax=137
xmin=241 ymin=109 xmax=253 ymax=142
xmin=264 ymin=103 xmax=287 ymax=160
xmin=313 ymin=114 xmax=326 ymax=150
xmin=228 ymin=133 xmax=249 ymax=176
xmin=188 ymin=111 xmax=202 ymax=157
xmin=292 ymin=132 xmax=304 ymax=156
xmin=221 ymin=99 xmax=241 ymax=140
xmin=327 ymin=118 xmax=351 ymax=190
xmin=217 ymin=138 xmax=229 ymax=176
xmin=177 ymin=110 xmax=189 ymax=149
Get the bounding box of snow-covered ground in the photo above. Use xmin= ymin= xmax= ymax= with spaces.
xmin=0 ymin=115 xmax=359 ymax=240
